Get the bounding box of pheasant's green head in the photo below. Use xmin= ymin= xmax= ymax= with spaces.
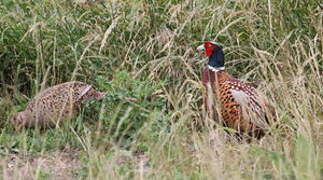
xmin=197 ymin=41 xmax=225 ymax=70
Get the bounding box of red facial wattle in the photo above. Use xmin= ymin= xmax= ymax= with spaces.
xmin=204 ymin=42 xmax=216 ymax=56
xmin=205 ymin=46 xmax=215 ymax=56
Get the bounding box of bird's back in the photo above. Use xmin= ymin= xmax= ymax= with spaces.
xmin=17 ymin=81 xmax=105 ymax=128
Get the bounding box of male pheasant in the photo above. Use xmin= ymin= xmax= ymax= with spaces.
xmin=11 ymin=81 xmax=106 ymax=129
xmin=197 ymin=41 xmax=276 ymax=138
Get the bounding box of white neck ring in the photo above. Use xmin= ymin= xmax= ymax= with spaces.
xmin=208 ymin=65 xmax=225 ymax=72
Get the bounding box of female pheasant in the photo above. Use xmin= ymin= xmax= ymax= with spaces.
xmin=197 ymin=41 xmax=276 ymax=138
xmin=11 ymin=81 xmax=106 ymax=129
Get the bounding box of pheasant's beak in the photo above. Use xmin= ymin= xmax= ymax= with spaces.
xmin=197 ymin=44 xmax=205 ymax=51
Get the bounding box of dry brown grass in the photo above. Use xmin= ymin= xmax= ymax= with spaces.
xmin=0 ymin=0 xmax=322 ymax=179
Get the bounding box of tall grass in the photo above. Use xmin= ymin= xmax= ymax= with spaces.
xmin=0 ymin=0 xmax=322 ymax=179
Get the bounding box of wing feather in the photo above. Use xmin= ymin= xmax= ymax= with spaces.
xmin=228 ymin=79 xmax=275 ymax=129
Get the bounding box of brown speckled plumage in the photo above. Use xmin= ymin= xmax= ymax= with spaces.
xmin=11 ymin=81 xmax=106 ymax=128
xmin=203 ymin=68 xmax=276 ymax=137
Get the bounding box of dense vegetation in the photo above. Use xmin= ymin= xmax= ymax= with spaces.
xmin=0 ymin=0 xmax=322 ymax=179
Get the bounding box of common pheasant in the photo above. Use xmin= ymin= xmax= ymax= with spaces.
xmin=11 ymin=81 xmax=106 ymax=129
xmin=197 ymin=41 xmax=276 ymax=138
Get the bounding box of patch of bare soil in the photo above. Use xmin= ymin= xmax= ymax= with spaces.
xmin=2 ymin=151 xmax=81 ymax=180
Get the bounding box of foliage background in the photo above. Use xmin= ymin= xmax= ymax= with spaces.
xmin=0 ymin=0 xmax=322 ymax=179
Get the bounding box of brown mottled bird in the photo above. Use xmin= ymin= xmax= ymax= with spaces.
xmin=11 ymin=81 xmax=106 ymax=129
xmin=197 ymin=41 xmax=276 ymax=138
